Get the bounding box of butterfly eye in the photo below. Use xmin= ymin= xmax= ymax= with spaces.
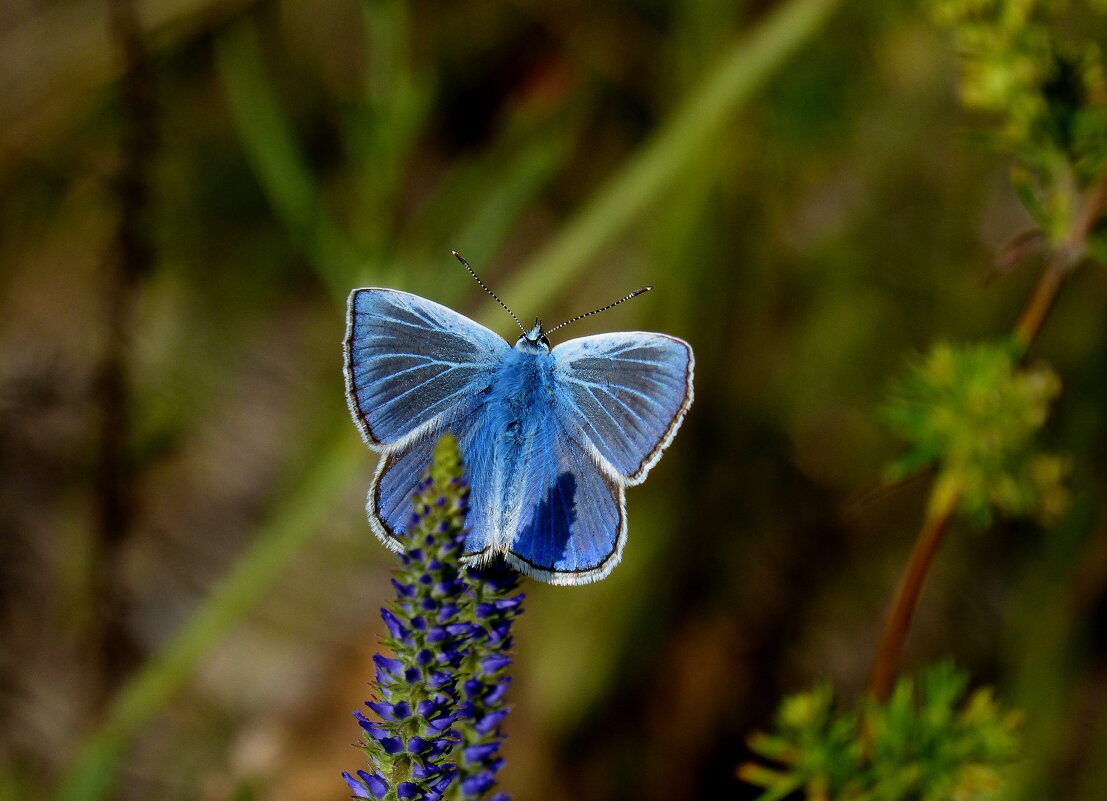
xmin=539 ymin=335 xmax=551 ymax=348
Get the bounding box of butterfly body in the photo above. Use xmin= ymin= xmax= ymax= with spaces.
xmin=345 ymin=286 xmax=693 ymax=585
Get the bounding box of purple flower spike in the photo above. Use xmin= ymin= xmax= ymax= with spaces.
xmin=345 ymin=437 xmax=520 ymax=801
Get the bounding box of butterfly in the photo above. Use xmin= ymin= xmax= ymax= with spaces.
xmin=343 ymin=252 xmax=694 ymax=585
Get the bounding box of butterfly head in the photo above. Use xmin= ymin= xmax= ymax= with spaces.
xmin=517 ymin=319 xmax=551 ymax=352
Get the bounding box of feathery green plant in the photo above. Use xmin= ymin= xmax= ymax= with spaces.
xmin=740 ymin=663 xmax=1022 ymax=801
xmin=742 ymin=3 xmax=1107 ymax=797
xmin=883 ymin=341 xmax=1068 ymax=526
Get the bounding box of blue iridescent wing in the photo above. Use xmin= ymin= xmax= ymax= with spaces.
xmin=344 ymin=288 xmax=508 ymax=447
xmin=344 ymin=288 xmax=508 ymax=547
xmin=367 ymin=409 xmax=482 ymax=549
xmin=461 ymin=413 xmax=626 ymax=586
xmin=551 ymin=332 xmax=694 ymax=485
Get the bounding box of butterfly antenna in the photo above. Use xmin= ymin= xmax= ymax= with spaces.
xmin=452 ymin=250 xmax=526 ymax=335
xmin=544 ymin=286 xmax=653 ymax=336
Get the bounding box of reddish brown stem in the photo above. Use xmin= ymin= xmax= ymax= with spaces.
xmin=869 ymin=170 xmax=1107 ymax=701
xmin=870 ymin=478 xmax=960 ymax=700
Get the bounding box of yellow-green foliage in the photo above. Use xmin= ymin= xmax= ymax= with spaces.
xmin=883 ymin=341 xmax=1068 ymax=524
xmin=740 ymin=663 xmax=1022 ymax=801
xmin=928 ymin=0 xmax=1107 ymax=237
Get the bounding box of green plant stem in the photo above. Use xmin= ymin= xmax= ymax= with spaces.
xmin=870 ymin=168 xmax=1107 ymax=701
xmin=53 ymin=3 xmax=844 ymax=800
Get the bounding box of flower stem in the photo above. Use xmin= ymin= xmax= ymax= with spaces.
xmin=869 ymin=169 xmax=1107 ymax=700
xmin=870 ymin=475 xmax=960 ymax=700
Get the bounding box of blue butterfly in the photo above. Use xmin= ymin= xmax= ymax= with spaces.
xmin=343 ymin=252 xmax=694 ymax=585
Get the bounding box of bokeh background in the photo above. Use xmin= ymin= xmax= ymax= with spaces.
xmin=3 ymin=0 xmax=1107 ymax=799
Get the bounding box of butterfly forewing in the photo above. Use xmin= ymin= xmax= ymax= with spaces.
xmin=551 ymin=332 xmax=694 ymax=484
xmin=344 ymin=289 xmax=508 ymax=447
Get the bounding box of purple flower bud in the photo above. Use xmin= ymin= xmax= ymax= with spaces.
xmin=463 ymin=678 xmax=483 ymax=699
xmin=342 ymin=771 xmax=372 ymax=799
xmin=429 ymin=770 xmax=456 ymax=794
xmin=480 ymin=654 xmax=512 ymax=673
xmin=392 ymin=701 xmax=412 ymax=719
xmin=391 ymin=579 xmax=416 ymax=598
xmin=380 ymin=736 xmax=405 ymax=754
xmin=359 ymin=771 xmax=389 ymax=800
xmin=427 ymin=670 xmax=453 ymax=689
xmin=374 ymin=654 xmax=404 ymax=679
xmin=463 ymin=742 xmax=501 ymax=763
xmin=365 ymin=701 xmax=393 ymax=720
xmin=397 ymin=781 xmax=421 ymax=799
xmin=354 ymin=710 xmax=389 ymax=739
xmin=475 ymin=709 xmax=509 ymax=735
xmin=426 ymin=715 xmax=455 ymax=733
xmin=380 ymin=609 xmax=410 ymax=641
xmin=437 ymin=603 xmax=459 ymax=622
xmin=461 ymin=771 xmax=496 ymax=796
xmin=416 ymin=696 xmax=446 ymax=717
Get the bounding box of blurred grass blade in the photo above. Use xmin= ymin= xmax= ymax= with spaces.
xmin=53 ymin=3 xmax=839 ymax=799
xmin=216 ymin=23 xmax=361 ymax=298
xmin=497 ymin=0 xmax=842 ymax=318
xmin=344 ymin=0 xmax=432 ymax=269
xmin=52 ymin=434 xmax=364 ymax=801
xmin=446 ymin=129 xmax=576 ymax=271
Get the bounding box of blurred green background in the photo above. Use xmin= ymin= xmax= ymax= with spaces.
xmin=2 ymin=0 xmax=1107 ymax=799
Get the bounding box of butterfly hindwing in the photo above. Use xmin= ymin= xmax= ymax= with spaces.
xmin=344 ymin=288 xmax=509 ymax=447
xmin=551 ymin=332 xmax=694 ymax=484
xmin=367 ymin=436 xmax=438 ymax=548
xmin=461 ymin=411 xmax=626 ymax=586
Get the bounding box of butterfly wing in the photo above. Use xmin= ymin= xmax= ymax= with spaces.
xmin=461 ymin=409 xmax=627 ymax=586
xmin=345 ymin=288 xmax=508 ymax=548
xmin=367 ymin=407 xmax=484 ymax=548
xmin=551 ymin=332 xmax=694 ymax=484
xmin=344 ymin=288 xmax=509 ymax=448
